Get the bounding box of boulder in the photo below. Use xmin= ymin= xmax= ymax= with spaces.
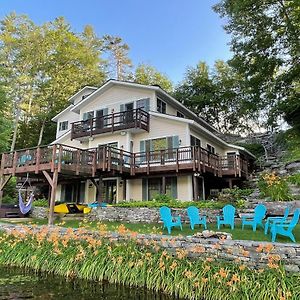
xmin=193 ymin=230 xmax=232 ymax=240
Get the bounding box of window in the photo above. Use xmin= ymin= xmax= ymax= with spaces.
xmin=145 ymin=177 xmax=178 ymax=200
xmin=59 ymin=121 xmax=68 ymax=131
xmin=207 ymin=144 xmax=215 ymax=154
xmin=190 ymin=135 xmax=201 ymax=147
xmin=177 ymin=111 xmax=184 ymax=118
xmin=157 ymin=98 xmax=166 ymax=114
xmin=83 ymin=111 xmax=94 ymax=121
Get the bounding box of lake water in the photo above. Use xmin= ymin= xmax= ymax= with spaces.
xmin=0 ymin=266 xmax=176 ymax=300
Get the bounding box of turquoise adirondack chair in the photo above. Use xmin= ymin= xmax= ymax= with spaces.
xmin=264 ymin=207 xmax=290 ymax=234
xmin=187 ymin=206 xmax=207 ymax=230
xmin=242 ymin=204 xmax=267 ymax=231
xmin=216 ymin=204 xmax=235 ymax=230
xmin=159 ymin=206 xmax=182 ymax=234
xmin=270 ymin=209 xmax=300 ymax=242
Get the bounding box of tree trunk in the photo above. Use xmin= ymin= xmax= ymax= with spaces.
xmin=10 ymin=113 xmax=20 ymax=152
xmin=37 ymin=120 xmax=45 ymax=146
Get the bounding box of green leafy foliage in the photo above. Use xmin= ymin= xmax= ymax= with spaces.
xmin=0 ymin=228 xmax=299 ymax=300
xmin=287 ymin=174 xmax=300 ymax=186
xmin=2 ymin=177 xmax=17 ymax=204
xmin=258 ymin=173 xmax=292 ymax=201
xmin=114 ymin=200 xmax=225 ymax=209
xmin=0 ymin=13 xmax=106 ymax=149
xmin=33 ymin=198 xmax=48 ymax=207
xmin=275 ymin=128 xmax=300 ymax=163
xmin=133 ymin=63 xmax=173 ymax=93
xmin=175 ymin=61 xmax=256 ymax=134
xmin=214 ymin=1 xmax=300 ymax=129
xmin=234 ymin=143 xmax=265 ymax=159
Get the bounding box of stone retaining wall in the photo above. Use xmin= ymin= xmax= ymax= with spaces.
xmin=30 ymin=207 xmax=48 ymax=219
xmin=0 ymin=223 xmax=299 ymax=273
xmin=87 ymin=202 xmax=300 ymax=224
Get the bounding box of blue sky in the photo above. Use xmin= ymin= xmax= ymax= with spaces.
xmin=0 ymin=0 xmax=232 ymax=84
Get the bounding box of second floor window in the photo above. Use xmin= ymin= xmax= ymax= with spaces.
xmin=190 ymin=135 xmax=201 ymax=147
xmin=59 ymin=121 xmax=68 ymax=131
xmin=207 ymin=144 xmax=215 ymax=154
xmin=157 ymin=98 xmax=166 ymax=114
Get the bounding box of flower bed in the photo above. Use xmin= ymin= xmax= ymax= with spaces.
xmin=0 ymin=223 xmax=300 ymax=300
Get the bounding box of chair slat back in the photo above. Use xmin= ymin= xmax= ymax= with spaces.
xmin=187 ymin=206 xmax=200 ymax=223
xmin=160 ymin=206 xmax=172 ymax=225
xmin=254 ymin=204 xmax=267 ymax=222
xmin=289 ymin=209 xmax=300 ymax=230
xmin=223 ymin=204 xmax=235 ymax=222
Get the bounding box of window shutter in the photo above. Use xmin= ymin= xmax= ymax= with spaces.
xmin=140 ymin=140 xmax=145 ymax=163
xmin=144 ymin=98 xmax=150 ymax=112
xmin=120 ymin=104 xmax=125 ymax=112
xmin=136 ymin=98 xmax=150 ymax=112
xmin=103 ymin=108 xmax=108 ymax=126
xmin=83 ymin=112 xmax=88 ymax=121
xmin=172 ymin=135 xmax=179 ymax=148
xmin=171 ymin=177 xmax=178 ymax=199
xmin=142 ymin=178 xmax=148 ymax=201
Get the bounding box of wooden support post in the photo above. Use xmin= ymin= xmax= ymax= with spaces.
xmin=162 ymin=176 xmax=166 ymax=195
xmin=176 ymin=149 xmax=179 ymax=173
xmin=193 ymin=174 xmax=199 ymax=201
xmin=12 ymin=151 xmax=18 ymax=176
xmin=92 ymin=151 xmax=96 ymax=177
xmin=35 ymin=147 xmax=41 ymax=174
xmin=192 ymin=147 xmax=196 ymax=171
xmin=51 ymin=144 xmax=57 ymax=172
xmin=76 ymin=150 xmax=80 ymax=175
xmin=120 ymin=149 xmax=123 ymax=174
xmin=58 ymin=145 xmax=62 ymax=173
xmin=42 ymin=170 xmax=58 ymax=226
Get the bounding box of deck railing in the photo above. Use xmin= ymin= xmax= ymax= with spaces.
xmin=0 ymin=144 xmax=96 ymax=176
xmin=0 ymin=144 xmax=248 ymax=178
xmin=71 ymin=108 xmax=149 ymax=139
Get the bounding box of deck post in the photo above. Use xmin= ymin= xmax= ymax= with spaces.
xmin=193 ymin=174 xmax=199 ymax=201
xmin=162 ymin=176 xmax=166 ymax=194
xmin=42 ymin=169 xmax=58 ymax=226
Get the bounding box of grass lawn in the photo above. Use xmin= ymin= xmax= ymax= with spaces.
xmin=7 ymin=218 xmax=300 ymax=244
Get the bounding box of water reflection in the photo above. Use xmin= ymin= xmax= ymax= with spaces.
xmin=0 ymin=267 xmax=177 ymax=300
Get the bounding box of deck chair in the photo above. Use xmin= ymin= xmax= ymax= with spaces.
xmin=264 ymin=207 xmax=290 ymax=234
xmin=242 ymin=204 xmax=266 ymax=231
xmin=270 ymin=209 xmax=300 ymax=242
xmin=159 ymin=206 xmax=182 ymax=234
xmin=216 ymin=204 xmax=235 ymax=230
xmin=187 ymin=206 xmax=207 ymax=230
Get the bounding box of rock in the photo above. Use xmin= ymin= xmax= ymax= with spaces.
xmin=193 ymin=230 xmax=232 ymax=240
xmin=285 ymin=161 xmax=300 ymax=174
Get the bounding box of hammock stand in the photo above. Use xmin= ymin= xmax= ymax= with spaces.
xmin=18 ymin=174 xmax=34 ymax=215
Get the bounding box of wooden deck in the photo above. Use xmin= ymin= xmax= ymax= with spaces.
xmin=71 ymin=108 xmax=149 ymax=140
xmin=0 ymin=144 xmax=249 ymax=179
xmin=0 ymin=144 xmax=249 ymax=225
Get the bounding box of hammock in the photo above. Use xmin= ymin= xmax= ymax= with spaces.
xmin=18 ymin=191 xmax=34 ymax=214
xmin=18 ymin=173 xmax=34 ymax=214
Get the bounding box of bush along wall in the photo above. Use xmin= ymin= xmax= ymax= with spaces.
xmin=0 ymin=225 xmax=300 ymax=300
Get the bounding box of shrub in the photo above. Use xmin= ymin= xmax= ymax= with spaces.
xmin=151 ymin=193 xmax=175 ymax=203
xmin=258 ymin=172 xmax=292 ymax=201
xmin=234 ymin=142 xmax=265 ymax=158
xmin=287 ymin=174 xmax=300 ymax=186
xmin=114 ymin=200 xmax=225 ymax=209
xmin=2 ymin=195 xmax=16 ymax=205
xmin=33 ymin=198 xmax=48 ymax=207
